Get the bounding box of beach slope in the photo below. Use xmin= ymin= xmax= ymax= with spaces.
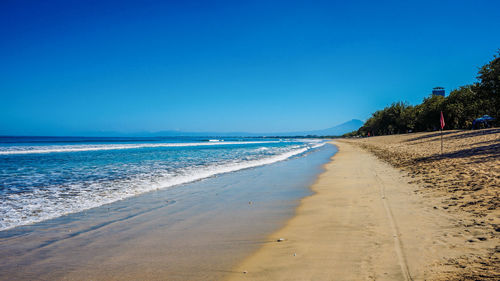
xmin=343 ymin=129 xmax=499 ymax=279
xmin=227 ymin=141 xmax=463 ymax=281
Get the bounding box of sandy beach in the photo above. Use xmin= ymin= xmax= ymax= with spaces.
xmin=227 ymin=129 xmax=499 ymax=280
xmin=345 ymin=129 xmax=499 ymax=280
xmin=1 ymin=131 xmax=497 ymax=280
xmin=2 ymin=1 xmax=498 ymax=280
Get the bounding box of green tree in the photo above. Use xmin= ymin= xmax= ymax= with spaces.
xmin=354 ymin=50 xmax=499 ymax=136
xmin=415 ymin=95 xmax=445 ymax=131
xmin=443 ymin=85 xmax=479 ymax=129
xmin=475 ymin=50 xmax=500 ymax=121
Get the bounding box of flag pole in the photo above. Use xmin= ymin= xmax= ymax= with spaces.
xmin=441 ymin=129 xmax=443 ymax=155
xmin=440 ymin=111 xmax=445 ymax=155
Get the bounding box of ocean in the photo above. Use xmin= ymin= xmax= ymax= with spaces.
xmin=0 ymin=136 xmax=326 ymax=231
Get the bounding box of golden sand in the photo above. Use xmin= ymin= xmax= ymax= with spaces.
xmin=227 ymin=129 xmax=499 ymax=280
xmin=344 ymin=128 xmax=499 ymax=280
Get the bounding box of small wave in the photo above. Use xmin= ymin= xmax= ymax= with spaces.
xmin=0 ymin=144 xmax=318 ymax=231
xmin=311 ymin=143 xmax=327 ymax=149
xmin=0 ymin=141 xmax=280 ymax=155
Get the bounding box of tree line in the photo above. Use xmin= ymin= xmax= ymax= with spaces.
xmin=348 ymin=50 xmax=499 ymax=137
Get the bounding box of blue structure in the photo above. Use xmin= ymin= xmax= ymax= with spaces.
xmin=472 ymin=115 xmax=495 ymax=129
xmin=432 ymin=87 xmax=445 ymax=96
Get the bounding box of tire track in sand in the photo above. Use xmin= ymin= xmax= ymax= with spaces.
xmin=374 ymin=171 xmax=414 ymax=281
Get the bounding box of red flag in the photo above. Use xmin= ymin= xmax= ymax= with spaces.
xmin=440 ymin=111 xmax=445 ymax=129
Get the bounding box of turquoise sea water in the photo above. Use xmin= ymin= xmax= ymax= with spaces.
xmin=0 ymin=136 xmax=326 ymax=231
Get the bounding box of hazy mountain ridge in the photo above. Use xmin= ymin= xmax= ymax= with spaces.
xmin=280 ymin=119 xmax=364 ymax=136
xmin=138 ymin=119 xmax=364 ymax=137
xmin=29 ymin=119 xmax=364 ymax=138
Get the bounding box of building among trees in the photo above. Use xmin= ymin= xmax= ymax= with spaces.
xmin=346 ymin=50 xmax=499 ymax=137
xmin=432 ymin=87 xmax=445 ymax=96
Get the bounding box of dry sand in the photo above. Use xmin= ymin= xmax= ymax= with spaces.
xmin=344 ymin=128 xmax=499 ymax=280
xmin=227 ymin=129 xmax=499 ymax=280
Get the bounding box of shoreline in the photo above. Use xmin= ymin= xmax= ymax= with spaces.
xmin=0 ymin=143 xmax=336 ymax=281
xmin=226 ymin=140 xmax=469 ymax=280
xmin=0 ymin=140 xmax=316 ymax=232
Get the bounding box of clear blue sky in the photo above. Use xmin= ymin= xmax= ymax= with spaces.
xmin=1 ymin=0 xmax=499 ymax=135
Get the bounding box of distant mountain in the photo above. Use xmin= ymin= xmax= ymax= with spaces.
xmin=299 ymin=119 xmax=364 ymax=136
xmin=139 ymin=130 xmax=260 ymax=137
xmin=270 ymin=119 xmax=364 ymax=137
xmin=145 ymin=119 xmax=364 ymax=137
xmin=63 ymin=119 xmax=364 ymax=137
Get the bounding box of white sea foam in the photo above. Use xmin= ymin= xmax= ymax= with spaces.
xmin=0 ymin=143 xmax=324 ymax=231
xmin=0 ymin=141 xmax=280 ymax=155
xmin=311 ymin=143 xmax=327 ymax=149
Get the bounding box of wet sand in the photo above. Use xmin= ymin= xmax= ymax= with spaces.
xmin=227 ymin=140 xmax=492 ymax=280
xmin=3 ymin=129 xmax=498 ymax=280
xmin=0 ymin=145 xmax=336 ymax=281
